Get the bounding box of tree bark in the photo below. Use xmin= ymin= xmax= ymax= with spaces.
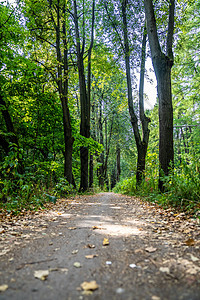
xmin=73 ymin=0 xmax=95 ymax=191
xmin=116 ymin=145 xmax=120 ymax=183
xmin=121 ymin=0 xmax=150 ymax=186
xmin=144 ymin=0 xmax=174 ymax=191
xmin=54 ymin=0 xmax=74 ymax=185
xmin=0 ymin=90 xmax=24 ymax=174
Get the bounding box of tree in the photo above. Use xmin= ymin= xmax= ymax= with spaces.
xmin=121 ymin=1 xmax=150 ymax=185
xmin=72 ymin=0 xmax=95 ymax=191
xmin=24 ymin=0 xmax=75 ymax=186
xmin=144 ymin=0 xmax=175 ymax=191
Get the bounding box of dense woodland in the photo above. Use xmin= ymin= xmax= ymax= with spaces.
xmin=0 ymin=0 xmax=199 ymax=214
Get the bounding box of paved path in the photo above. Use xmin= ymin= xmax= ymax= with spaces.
xmin=0 ymin=193 xmax=200 ymax=299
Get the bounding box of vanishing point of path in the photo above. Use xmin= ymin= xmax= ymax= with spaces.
xmin=0 ymin=192 xmax=200 ymax=300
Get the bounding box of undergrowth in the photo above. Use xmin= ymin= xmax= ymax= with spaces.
xmin=0 ymin=150 xmax=76 ymax=214
xmin=113 ymin=161 xmax=200 ymax=217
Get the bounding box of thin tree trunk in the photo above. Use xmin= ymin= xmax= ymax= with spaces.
xmin=116 ymin=145 xmax=120 ymax=182
xmin=0 ymin=90 xmax=24 ymax=174
xmin=121 ymin=1 xmax=150 ymax=186
xmin=55 ymin=0 xmax=74 ymax=185
xmin=98 ymin=99 xmax=104 ymax=188
xmin=73 ymin=0 xmax=95 ymax=191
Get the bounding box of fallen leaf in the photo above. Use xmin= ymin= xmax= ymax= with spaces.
xmin=159 ymin=267 xmax=170 ymax=274
xmin=74 ymin=262 xmax=81 ymax=268
xmin=103 ymin=238 xmax=109 ymax=246
xmin=60 ymin=268 xmax=68 ymax=274
xmin=129 ymin=263 xmax=137 ymax=268
xmin=186 ymin=268 xmax=198 ymax=275
xmin=152 ymin=296 xmax=161 ymax=300
xmin=85 ymin=254 xmax=98 ymax=259
xmin=92 ymin=226 xmax=100 ymax=230
xmin=145 ymin=247 xmax=157 ymax=253
xmin=68 ymin=227 xmax=77 ymax=230
xmin=72 ymin=250 xmax=79 ymax=254
xmin=34 ymin=270 xmax=49 ymax=280
xmin=185 ymin=238 xmax=195 ymax=246
xmin=189 ymin=254 xmax=199 ymax=262
xmin=134 ymin=249 xmax=144 ymax=254
xmin=81 ymin=281 xmax=99 ymax=291
xmin=0 ymin=284 xmax=8 ymax=292
xmin=86 ymin=244 xmax=95 ymax=249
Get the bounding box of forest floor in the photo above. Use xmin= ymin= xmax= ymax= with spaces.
xmin=0 ymin=192 xmax=200 ymax=300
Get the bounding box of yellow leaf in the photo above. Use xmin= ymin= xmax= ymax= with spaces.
xmin=85 ymin=254 xmax=98 ymax=259
xmin=81 ymin=281 xmax=99 ymax=291
xmin=34 ymin=270 xmax=49 ymax=281
xmin=103 ymin=238 xmax=109 ymax=246
xmin=0 ymin=284 xmax=8 ymax=292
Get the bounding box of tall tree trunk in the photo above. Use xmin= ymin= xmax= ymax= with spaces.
xmin=88 ymin=0 xmax=95 ymax=189
xmin=144 ymin=0 xmax=174 ymax=191
xmin=0 ymin=90 xmax=19 ymax=147
xmin=0 ymin=90 xmax=24 ymax=174
xmin=98 ymin=99 xmax=104 ymax=189
xmin=73 ymin=0 xmax=95 ymax=191
xmin=116 ymin=145 xmax=120 ymax=183
xmin=121 ymin=1 xmax=150 ymax=186
xmin=89 ymin=99 xmax=95 ymax=188
xmin=54 ymin=0 xmax=74 ymax=185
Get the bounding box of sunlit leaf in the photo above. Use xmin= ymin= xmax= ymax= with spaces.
xmin=103 ymin=238 xmax=109 ymax=246
xmin=0 ymin=284 xmax=8 ymax=292
xmin=80 ymin=281 xmax=99 ymax=291
xmin=34 ymin=270 xmax=49 ymax=280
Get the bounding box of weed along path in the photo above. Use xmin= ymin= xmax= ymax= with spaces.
xmin=0 ymin=192 xmax=200 ymax=300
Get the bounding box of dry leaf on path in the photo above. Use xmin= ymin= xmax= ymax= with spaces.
xmin=81 ymin=281 xmax=99 ymax=291
xmin=72 ymin=250 xmax=79 ymax=254
xmin=129 ymin=263 xmax=137 ymax=268
xmin=68 ymin=227 xmax=77 ymax=230
xmin=86 ymin=244 xmax=96 ymax=249
xmin=159 ymin=267 xmax=170 ymax=274
xmin=189 ymin=254 xmax=199 ymax=262
xmin=74 ymin=262 xmax=81 ymax=268
xmin=152 ymin=296 xmax=161 ymax=300
xmin=145 ymin=247 xmax=157 ymax=253
xmin=0 ymin=284 xmax=8 ymax=292
xmin=184 ymin=238 xmax=195 ymax=246
xmin=103 ymin=238 xmax=109 ymax=246
xmin=34 ymin=270 xmax=49 ymax=280
xmin=85 ymin=254 xmax=98 ymax=259
xmin=92 ymin=226 xmax=100 ymax=230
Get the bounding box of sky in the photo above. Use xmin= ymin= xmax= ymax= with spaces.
xmin=138 ymin=57 xmax=157 ymax=110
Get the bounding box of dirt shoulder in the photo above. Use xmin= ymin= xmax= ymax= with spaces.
xmin=0 ymin=192 xmax=200 ymax=300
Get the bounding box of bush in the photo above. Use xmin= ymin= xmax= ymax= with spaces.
xmin=113 ymin=177 xmax=136 ymax=194
xmin=53 ymin=178 xmax=75 ymax=197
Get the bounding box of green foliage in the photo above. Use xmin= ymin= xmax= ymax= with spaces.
xmin=113 ymin=177 xmax=136 ymax=195
xmin=114 ymin=158 xmax=200 ymax=214
xmin=53 ymin=178 xmax=75 ymax=198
